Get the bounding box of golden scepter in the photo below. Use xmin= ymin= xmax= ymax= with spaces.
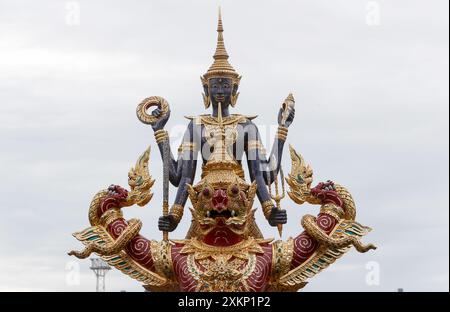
xmin=268 ymin=167 xmax=286 ymax=237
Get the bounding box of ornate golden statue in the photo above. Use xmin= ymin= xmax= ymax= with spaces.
xmin=69 ymin=9 xmax=375 ymax=292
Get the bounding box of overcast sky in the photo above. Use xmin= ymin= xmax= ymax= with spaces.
xmin=0 ymin=0 xmax=448 ymax=292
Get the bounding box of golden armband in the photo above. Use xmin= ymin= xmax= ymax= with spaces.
xmin=247 ymin=140 xmax=267 ymax=156
xmin=99 ymin=208 xmax=124 ymax=228
xmin=154 ymin=130 xmax=169 ymax=144
xmin=262 ymin=200 xmax=275 ymax=219
xmin=150 ymin=240 xmax=174 ymax=280
xmin=177 ymin=142 xmax=197 ymax=155
xmin=272 ymin=238 xmax=294 ymax=277
xmin=320 ymin=203 xmax=345 ymax=221
xmin=276 ymin=126 xmax=288 ymax=141
xmin=169 ymin=204 xmax=184 ymax=223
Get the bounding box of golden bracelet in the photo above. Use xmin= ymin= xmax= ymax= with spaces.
xmin=99 ymin=208 xmax=124 ymax=228
xmin=276 ymin=126 xmax=288 ymax=141
xmin=262 ymin=200 xmax=275 ymax=219
xmin=154 ymin=130 xmax=169 ymax=144
xmin=247 ymin=140 xmax=267 ymax=155
xmin=247 ymin=140 xmax=262 ymax=150
xmin=272 ymin=238 xmax=294 ymax=277
xmin=150 ymin=240 xmax=174 ymax=279
xmin=169 ymin=204 xmax=184 ymax=223
xmin=177 ymin=142 xmax=197 ymax=154
xmin=320 ymin=203 xmax=344 ymax=220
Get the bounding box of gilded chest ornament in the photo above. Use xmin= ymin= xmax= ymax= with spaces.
xmin=198 ymin=114 xmax=248 ymax=146
xmin=177 ymin=238 xmax=268 ymax=292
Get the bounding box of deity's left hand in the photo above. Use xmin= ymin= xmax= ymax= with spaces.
xmin=151 ymin=107 xmax=171 ymax=132
xmin=278 ymin=107 xmax=295 ymax=127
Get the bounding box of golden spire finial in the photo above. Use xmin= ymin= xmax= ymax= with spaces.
xmin=202 ymin=8 xmax=240 ymax=83
xmin=213 ymin=7 xmax=228 ymax=61
xmin=218 ymin=7 xmax=223 ymax=32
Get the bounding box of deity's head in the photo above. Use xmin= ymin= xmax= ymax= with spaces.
xmin=201 ymin=8 xmax=241 ymax=110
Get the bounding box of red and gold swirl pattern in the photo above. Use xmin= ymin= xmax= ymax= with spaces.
xmin=107 ymin=217 xmax=155 ymax=271
xmin=291 ymin=213 xmax=337 ymax=268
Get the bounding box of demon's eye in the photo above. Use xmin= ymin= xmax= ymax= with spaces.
xmin=202 ymin=186 xmax=213 ymax=198
xmin=228 ymin=184 xmax=240 ymax=197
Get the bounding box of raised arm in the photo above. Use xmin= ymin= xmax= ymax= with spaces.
xmin=245 ymin=108 xmax=295 ymax=186
xmin=245 ymin=122 xmax=287 ymax=227
xmin=157 ymin=120 xmax=200 ymax=232
xmin=264 ymin=107 xmax=295 ymax=184
xmin=151 ymin=110 xmax=197 ymax=187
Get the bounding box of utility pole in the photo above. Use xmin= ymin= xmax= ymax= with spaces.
xmin=90 ymin=258 xmax=111 ymax=292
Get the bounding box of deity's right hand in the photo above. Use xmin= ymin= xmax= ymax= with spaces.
xmin=158 ymin=214 xmax=178 ymax=232
xmin=268 ymin=207 xmax=288 ymax=227
xmin=151 ymin=107 xmax=171 ymax=132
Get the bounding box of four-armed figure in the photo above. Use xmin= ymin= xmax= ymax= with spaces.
xmin=68 ymin=10 xmax=376 ymax=292
xmin=150 ymin=11 xmax=294 ymax=235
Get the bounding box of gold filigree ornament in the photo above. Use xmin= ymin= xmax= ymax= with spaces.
xmin=176 ymin=237 xmax=270 ymax=292
xmin=150 ymin=240 xmax=175 ymax=281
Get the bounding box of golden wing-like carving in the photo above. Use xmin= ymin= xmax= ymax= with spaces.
xmin=71 ymin=225 xmax=167 ymax=287
xmin=285 ymin=145 xmax=320 ymax=205
xmin=125 ymin=147 xmax=155 ymax=207
xmin=278 ymin=220 xmax=373 ymax=287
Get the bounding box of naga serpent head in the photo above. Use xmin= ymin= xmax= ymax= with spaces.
xmin=107 ymin=184 xmax=129 ymax=201
xmin=310 ymin=181 xmax=343 ymax=208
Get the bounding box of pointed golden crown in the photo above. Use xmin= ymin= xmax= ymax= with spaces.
xmin=201 ymin=8 xmax=241 ymax=85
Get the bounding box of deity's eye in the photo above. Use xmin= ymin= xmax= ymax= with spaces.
xmin=224 ymin=84 xmax=229 ymax=88
xmin=212 ymin=84 xmax=218 ymax=88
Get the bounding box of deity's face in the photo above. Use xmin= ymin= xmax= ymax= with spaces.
xmin=205 ymin=77 xmax=238 ymax=108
